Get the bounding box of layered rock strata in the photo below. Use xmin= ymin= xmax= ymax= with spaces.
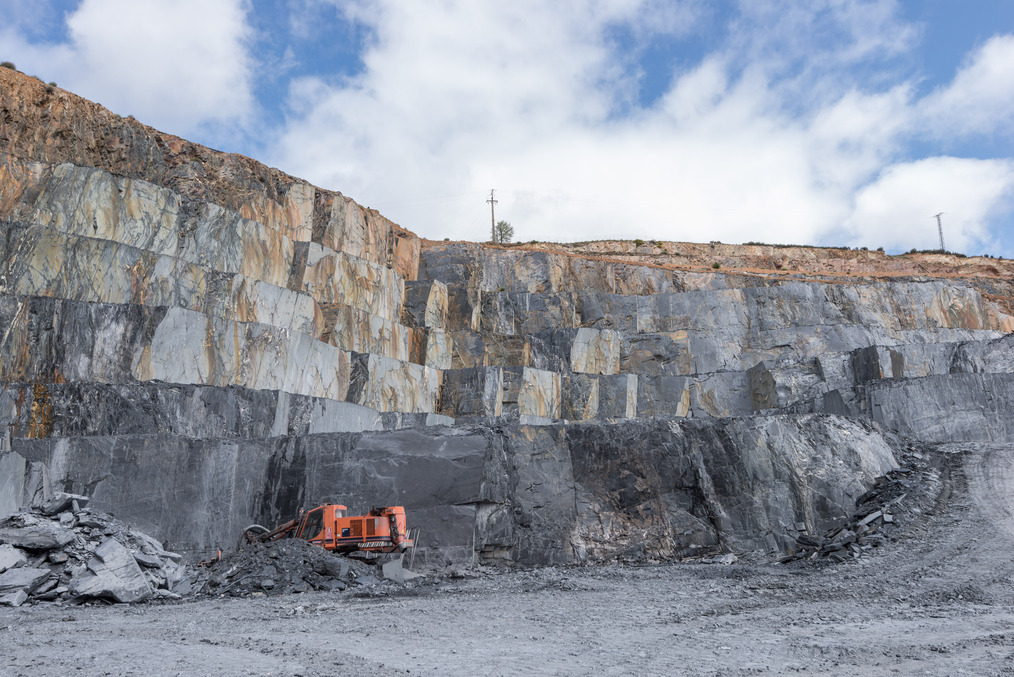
xmin=1 ymin=68 xmax=1012 ymax=566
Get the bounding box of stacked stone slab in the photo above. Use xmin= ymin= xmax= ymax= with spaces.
xmin=2 ymin=67 xmax=1013 ymax=568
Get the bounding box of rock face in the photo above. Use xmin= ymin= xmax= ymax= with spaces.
xmin=1 ymin=67 xmax=1012 ymax=567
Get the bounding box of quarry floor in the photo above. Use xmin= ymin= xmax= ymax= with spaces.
xmin=3 ymin=442 xmax=1014 ymax=677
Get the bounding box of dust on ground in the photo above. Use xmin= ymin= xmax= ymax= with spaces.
xmin=2 ymin=442 xmax=1013 ymax=677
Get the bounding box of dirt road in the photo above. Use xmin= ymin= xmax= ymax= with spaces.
xmin=2 ymin=443 xmax=1013 ymax=676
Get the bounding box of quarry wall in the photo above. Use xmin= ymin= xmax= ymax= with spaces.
xmin=2 ymin=68 xmax=1012 ymax=564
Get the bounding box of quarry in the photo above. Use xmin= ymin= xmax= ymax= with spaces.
xmin=1 ymin=66 xmax=1014 ymax=675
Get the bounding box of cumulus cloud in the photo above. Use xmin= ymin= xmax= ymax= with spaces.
xmin=269 ymin=0 xmax=953 ymax=248
xmin=846 ymin=157 xmax=1014 ymax=253
xmin=7 ymin=1 xmax=1012 ymax=255
xmin=1 ymin=0 xmax=255 ymax=139
xmin=920 ymin=35 xmax=1014 ymax=137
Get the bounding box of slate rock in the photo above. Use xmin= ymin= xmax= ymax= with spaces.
xmin=70 ymin=538 xmax=152 ymax=603
xmin=0 ymin=589 xmax=28 ymax=607
xmin=0 ymin=514 xmax=75 ymax=550
xmin=0 ymin=544 xmax=28 ymax=573
xmin=0 ymin=566 xmax=51 ymax=594
xmin=132 ymin=551 xmax=163 ymax=569
xmin=47 ymin=551 xmax=69 ymax=564
xmin=37 ymin=492 xmax=90 ymax=517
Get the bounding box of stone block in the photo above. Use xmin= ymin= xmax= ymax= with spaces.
xmin=0 ymin=543 xmax=27 ymax=573
xmin=748 ymin=361 xmax=824 ymax=411
xmin=439 ymin=367 xmax=503 ymax=418
xmin=561 ymin=373 xmax=599 ymax=421
xmin=0 ymin=566 xmax=50 ymax=593
xmin=1 ymin=224 xmax=207 ymax=311
xmin=315 ymin=193 xmax=388 ymax=264
xmin=37 ymin=492 xmax=90 ymax=516
xmin=852 ymin=345 xmax=900 ymax=383
xmin=476 ymin=291 xmax=580 ymax=335
xmin=691 ymin=372 xmax=752 ymax=418
xmin=238 ymin=180 xmax=314 ymax=242
xmin=0 ymin=513 xmax=74 ymax=549
xmin=180 ymin=202 xmax=294 ymax=288
xmin=527 ymin=328 xmax=620 ymax=376
xmin=0 ymin=452 xmax=25 ymax=519
xmin=286 ymin=398 xmax=383 ymax=435
xmin=505 ymin=367 xmax=560 ymax=420
xmin=402 ymin=280 xmax=449 ymax=329
xmin=0 ymin=226 xmax=319 ymax=337
xmin=299 ymin=243 xmax=404 ymax=321
xmin=320 ymin=303 xmax=412 ymax=362
xmin=0 ymin=589 xmax=27 ymax=607
xmin=952 ymin=333 xmax=1014 ymax=374
xmin=426 ymin=328 xmax=454 ymax=369
xmin=636 ymin=375 xmax=691 ymax=418
xmin=484 ymin=335 xmax=531 ymax=369
xmin=345 ymin=353 xmax=439 ymax=414
xmin=863 ymin=373 xmax=1014 ymax=443
xmin=133 ymin=307 xmax=351 ymax=401
xmin=597 ymin=374 xmax=637 ymax=420
xmin=9 ymin=163 xmax=180 ymax=257
xmin=446 ymin=331 xmax=486 ymax=369
xmin=209 ymin=275 xmax=320 ymax=337
xmin=70 ymin=537 xmax=152 ymax=603
xmin=621 ymin=332 xmax=692 ymax=377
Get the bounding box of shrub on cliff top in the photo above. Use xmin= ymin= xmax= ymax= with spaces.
xmin=1 ymin=61 xmax=16 ymax=70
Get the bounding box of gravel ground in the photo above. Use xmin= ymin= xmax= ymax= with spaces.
xmin=2 ymin=442 xmax=1013 ymax=677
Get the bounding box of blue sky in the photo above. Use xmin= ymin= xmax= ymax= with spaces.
xmin=3 ymin=1 xmax=1014 ymax=257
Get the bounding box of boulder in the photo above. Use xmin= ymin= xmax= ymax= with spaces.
xmin=0 ymin=513 xmax=75 ymax=550
xmin=0 ymin=566 xmax=51 ymax=594
xmin=70 ymin=538 xmax=152 ymax=603
xmin=36 ymin=492 xmax=90 ymax=516
xmin=0 ymin=543 xmax=27 ymax=573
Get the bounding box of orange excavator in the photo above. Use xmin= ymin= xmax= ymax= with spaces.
xmin=242 ymin=504 xmax=414 ymax=554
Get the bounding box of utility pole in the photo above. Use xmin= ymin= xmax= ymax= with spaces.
xmin=487 ymin=189 xmax=498 ymax=242
xmin=933 ymin=213 xmax=945 ymax=252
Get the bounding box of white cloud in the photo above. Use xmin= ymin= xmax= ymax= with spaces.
xmin=1 ymin=0 xmax=255 ymax=138
xmin=11 ymin=1 xmax=1011 ymax=256
xmin=270 ymin=0 xmax=959 ymax=249
xmin=921 ymin=34 xmax=1014 ymax=137
xmin=845 ymin=157 xmax=1014 ymax=253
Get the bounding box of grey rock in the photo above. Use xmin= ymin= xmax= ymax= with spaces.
xmin=132 ymin=551 xmax=163 ymax=569
xmin=0 ymin=543 xmax=27 ymax=573
xmin=37 ymin=492 xmax=90 ymax=516
xmin=0 ymin=451 xmax=25 ymax=520
xmin=0 ymin=514 xmax=75 ymax=550
xmin=70 ymin=538 xmax=152 ymax=603
xmin=0 ymin=589 xmax=28 ymax=607
xmin=0 ymin=566 xmax=51 ymax=593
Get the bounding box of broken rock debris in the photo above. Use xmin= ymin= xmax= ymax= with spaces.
xmin=781 ymin=459 xmax=924 ymax=564
xmin=0 ymin=493 xmax=192 ymax=606
xmin=198 ymin=539 xmax=397 ymax=597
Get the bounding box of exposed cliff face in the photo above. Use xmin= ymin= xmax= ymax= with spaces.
xmin=1 ymin=67 xmax=1011 ymax=564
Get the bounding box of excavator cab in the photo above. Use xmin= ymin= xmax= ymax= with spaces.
xmin=296 ymin=507 xmax=324 ymax=541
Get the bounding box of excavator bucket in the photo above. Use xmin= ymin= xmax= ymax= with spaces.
xmin=381 ymin=553 xmax=405 ymax=583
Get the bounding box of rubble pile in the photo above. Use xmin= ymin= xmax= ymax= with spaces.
xmin=0 ymin=493 xmax=193 ymax=606
xmin=781 ymin=457 xmax=928 ymax=564
xmin=198 ymin=539 xmax=388 ymax=597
